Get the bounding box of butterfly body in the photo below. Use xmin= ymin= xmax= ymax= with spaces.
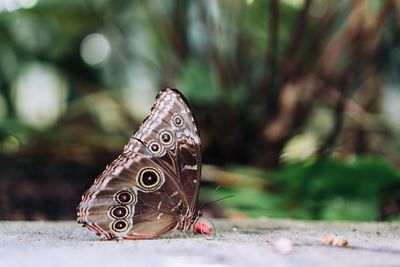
xmin=77 ymin=88 xmax=202 ymax=240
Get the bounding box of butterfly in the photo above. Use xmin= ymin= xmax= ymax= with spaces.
xmin=77 ymin=88 xmax=203 ymax=239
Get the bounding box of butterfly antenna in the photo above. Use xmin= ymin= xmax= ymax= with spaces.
xmin=199 ymin=195 xmax=234 ymax=211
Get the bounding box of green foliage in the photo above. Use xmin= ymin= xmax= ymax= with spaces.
xmin=204 ymin=157 xmax=400 ymax=221
xmin=320 ymin=197 xmax=378 ymax=221
xmin=178 ymin=59 xmax=222 ymax=103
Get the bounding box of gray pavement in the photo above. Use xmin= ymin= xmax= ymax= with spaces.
xmin=0 ymin=219 xmax=399 ymax=267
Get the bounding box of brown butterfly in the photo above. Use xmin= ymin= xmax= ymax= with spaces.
xmin=77 ymin=88 xmax=202 ymax=239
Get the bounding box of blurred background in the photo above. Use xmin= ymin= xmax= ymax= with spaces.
xmin=1 ymin=0 xmax=400 ymax=222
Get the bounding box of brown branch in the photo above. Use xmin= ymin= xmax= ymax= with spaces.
xmin=317 ymin=89 xmax=345 ymax=157
xmin=282 ymin=0 xmax=312 ymax=81
xmin=265 ymin=0 xmax=280 ymax=96
xmin=299 ymin=9 xmax=338 ymax=75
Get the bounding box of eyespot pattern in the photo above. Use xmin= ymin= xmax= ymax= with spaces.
xmin=159 ymin=131 xmax=173 ymax=146
xmin=110 ymin=205 xmax=129 ymax=219
xmin=112 ymin=219 xmax=129 ymax=232
xmin=110 ymin=190 xmax=135 ymax=234
xmin=172 ymin=114 xmax=184 ymax=127
xmin=115 ymin=190 xmax=136 ymax=205
xmin=149 ymin=141 xmax=161 ymax=155
xmin=137 ymin=167 xmax=164 ymax=192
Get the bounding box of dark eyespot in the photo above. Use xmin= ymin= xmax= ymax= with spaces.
xmin=149 ymin=142 xmax=161 ymax=154
xmin=116 ymin=191 xmax=135 ymax=204
xmin=173 ymin=115 xmax=183 ymax=127
xmin=111 ymin=206 xmax=129 ymax=218
xmin=160 ymin=131 xmax=173 ymax=145
xmin=142 ymin=171 xmax=158 ymax=186
xmin=137 ymin=167 xmax=163 ymax=191
xmin=112 ymin=219 xmax=128 ymax=232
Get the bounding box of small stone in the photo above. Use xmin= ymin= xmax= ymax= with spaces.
xmin=321 ymin=233 xmax=348 ymax=247
xmin=272 ymin=238 xmax=293 ymax=255
xmin=321 ymin=233 xmax=334 ymax=245
xmin=333 ymin=238 xmax=348 ymax=247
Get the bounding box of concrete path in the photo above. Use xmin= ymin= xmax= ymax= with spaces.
xmin=1 ymin=219 xmax=399 ymax=267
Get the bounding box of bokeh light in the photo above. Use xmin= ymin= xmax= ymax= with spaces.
xmin=0 ymin=0 xmax=38 ymax=12
xmin=12 ymin=63 xmax=67 ymax=129
xmin=80 ymin=33 xmax=111 ymax=67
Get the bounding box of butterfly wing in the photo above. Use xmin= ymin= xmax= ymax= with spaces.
xmin=77 ymin=88 xmax=201 ymax=239
xmin=130 ymin=88 xmax=201 ymax=214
